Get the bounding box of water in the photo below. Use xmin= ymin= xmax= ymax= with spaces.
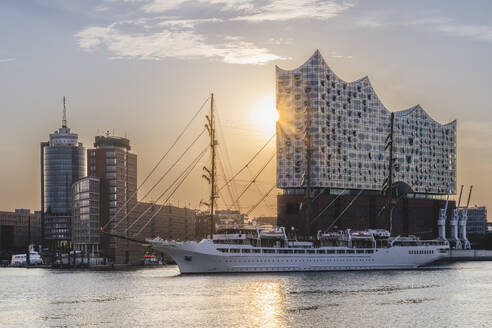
xmin=1 ymin=262 xmax=492 ymax=327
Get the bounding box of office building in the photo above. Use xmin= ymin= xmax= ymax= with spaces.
xmin=72 ymin=177 xmax=101 ymax=254
xmin=467 ymin=206 xmax=487 ymax=235
xmin=276 ymin=51 xmax=457 ymax=237
xmin=41 ymin=104 xmax=86 ymax=249
xmin=87 ymin=135 xmax=137 ymax=263
xmin=215 ymin=209 xmax=249 ymax=227
xmin=83 ymin=135 xmax=199 ymax=264
xmin=0 ymin=209 xmax=41 ymax=253
xmin=134 ymin=202 xmax=196 ymax=241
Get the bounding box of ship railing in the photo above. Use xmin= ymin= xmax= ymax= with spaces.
xmin=213 ymin=233 xmax=247 ymax=240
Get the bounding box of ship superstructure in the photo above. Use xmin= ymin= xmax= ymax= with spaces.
xmin=148 ymin=227 xmax=449 ymax=273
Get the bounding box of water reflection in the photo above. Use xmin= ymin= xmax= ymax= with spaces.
xmin=1 ymin=263 xmax=492 ymax=327
xmin=245 ymin=281 xmax=285 ymax=328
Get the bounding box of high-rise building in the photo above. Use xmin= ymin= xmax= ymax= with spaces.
xmin=276 ymin=51 xmax=457 ymax=237
xmin=87 ymin=135 xmax=137 ymax=263
xmin=72 ymin=177 xmax=101 ymax=254
xmin=41 ymin=102 xmax=86 ymax=249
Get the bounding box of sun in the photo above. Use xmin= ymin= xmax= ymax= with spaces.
xmin=251 ymin=96 xmax=278 ymax=136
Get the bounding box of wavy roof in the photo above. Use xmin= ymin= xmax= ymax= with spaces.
xmin=277 ymin=50 xmax=456 ymax=127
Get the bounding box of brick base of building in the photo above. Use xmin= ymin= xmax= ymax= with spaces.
xmin=277 ymin=191 xmax=456 ymax=240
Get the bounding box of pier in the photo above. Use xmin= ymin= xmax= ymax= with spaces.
xmin=441 ymin=249 xmax=492 ymax=261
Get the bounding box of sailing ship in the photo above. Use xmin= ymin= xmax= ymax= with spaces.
xmin=148 ymin=93 xmax=450 ymax=273
xmin=148 ymin=227 xmax=448 ymax=273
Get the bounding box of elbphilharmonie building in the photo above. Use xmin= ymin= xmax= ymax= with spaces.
xmin=276 ymin=50 xmax=457 ymax=236
xmin=276 ymin=50 xmax=456 ymax=195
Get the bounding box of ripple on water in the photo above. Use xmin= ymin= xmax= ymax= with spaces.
xmin=1 ymin=263 xmax=491 ymax=328
xmin=288 ymin=284 xmax=439 ymax=296
xmin=377 ymin=298 xmax=438 ymax=306
xmin=50 ymin=296 xmax=120 ymax=305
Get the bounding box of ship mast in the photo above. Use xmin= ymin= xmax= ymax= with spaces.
xmin=205 ymin=93 xmax=217 ymax=237
xmin=303 ymin=92 xmax=313 ymax=237
xmin=383 ymin=112 xmax=395 ymax=234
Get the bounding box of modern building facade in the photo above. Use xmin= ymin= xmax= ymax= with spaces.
xmin=84 ymin=135 xmax=199 ymax=264
xmin=0 ymin=209 xmax=41 ymax=253
xmin=72 ymin=177 xmax=101 ymax=254
xmin=87 ymin=135 xmax=137 ymax=263
xmin=467 ymin=206 xmax=487 ymax=235
xmin=276 ymin=50 xmax=456 ymax=193
xmin=276 ymin=51 xmax=457 ymax=237
xmin=41 ymin=107 xmax=86 ymax=249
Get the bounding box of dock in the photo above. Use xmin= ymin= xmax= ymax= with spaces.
xmin=440 ymin=249 xmax=492 ymax=261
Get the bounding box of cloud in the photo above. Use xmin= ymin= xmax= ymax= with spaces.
xmin=356 ymin=16 xmax=385 ymax=28
xmin=143 ymin=0 xmax=254 ymax=13
xmin=0 ymin=58 xmax=15 ymax=63
xmin=355 ymin=11 xmax=492 ymax=44
xmin=157 ymin=18 xmax=223 ymax=29
xmin=77 ymin=0 xmax=354 ymax=64
xmin=437 ymin=23 xmax=492 ymax=43
xmin=409 ymin=16 xmax=492 ymax=43
xmin=76 ymin=25 xmax=282 ymax=64
xmin=119 ymin=0 xmax=353 ymax=21
xmin=233 ymin=0 xmax=353 ymax=22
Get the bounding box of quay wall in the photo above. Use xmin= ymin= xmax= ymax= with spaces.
xmin=440 ymin=249 xmax=492 ymax=261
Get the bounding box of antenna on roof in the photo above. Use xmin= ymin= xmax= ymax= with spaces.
xmin=62 ymin=96 xmax=67 ymax=128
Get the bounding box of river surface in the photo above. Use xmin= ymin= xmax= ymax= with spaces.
xmin=1 ymin=262 xmax=492 ymax=327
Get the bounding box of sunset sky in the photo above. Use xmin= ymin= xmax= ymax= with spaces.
xmin=1 ymin=0 xmax=491 ymax=218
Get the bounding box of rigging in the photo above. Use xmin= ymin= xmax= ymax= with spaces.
xmin=102 ymin=97 xmax=210 ymax=230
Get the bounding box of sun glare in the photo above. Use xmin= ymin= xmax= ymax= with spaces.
xmin=251 ymin=96 xmax=278 ymax=136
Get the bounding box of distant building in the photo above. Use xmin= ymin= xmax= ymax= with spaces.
xmin=467 ymin=206 xmax=487 ymax=235
xmin=79 ymin=135 xmax=199 ymax=264
xmin=87 ymin=135 xmax=137 ymax=264
xmin=41 ymin=102 xmax=86 ymax=250
xmin=216 ymin=209 xmax=248 ymax=227
xmin=72 ymin=177 xmax=101 ymax=254
xmin=0 ymin=210 xmax=41 ymax=253
xmin=195 ymin=212 xmax=211 ymax=240
xmin=134 ymin=203 xmax=196 ymax=241
xmin=276 ymin=50 xmax=457 ymax=237
xmin=254 ymin=216 xmax=277 ymax=227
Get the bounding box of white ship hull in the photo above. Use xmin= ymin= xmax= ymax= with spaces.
xmin=149 ymin=239 xmax=448 ymax=274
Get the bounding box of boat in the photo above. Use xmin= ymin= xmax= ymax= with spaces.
xmin=146 ymin=92 xmax=449 ymax=273
xmin=142 ymin=252 xmax=161 ymax=265
xmin=148 ymin=226 xmax=449 ymax=273
xmin=10 ymin=247 xmax=43 ymax=266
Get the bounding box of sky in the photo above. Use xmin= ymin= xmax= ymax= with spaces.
xmin=1 ymin=0 xmax=491 ymax=218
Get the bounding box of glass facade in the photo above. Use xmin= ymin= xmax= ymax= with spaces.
xmin=43 ymin=127 xmax=86 ymax=241
xmin=276 ymin=50 xmax=456 ymax=195
xmin=72 ymin=177 xmax=100 ymax=253
xmin=44 ymin=146 xmax=86 ymax=214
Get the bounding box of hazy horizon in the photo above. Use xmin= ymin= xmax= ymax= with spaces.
xmin=1 ymin=0 xmax=491 ymax=218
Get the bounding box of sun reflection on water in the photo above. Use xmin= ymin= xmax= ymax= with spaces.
xmin=244 ymin=280 xmax=285 ymax=328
